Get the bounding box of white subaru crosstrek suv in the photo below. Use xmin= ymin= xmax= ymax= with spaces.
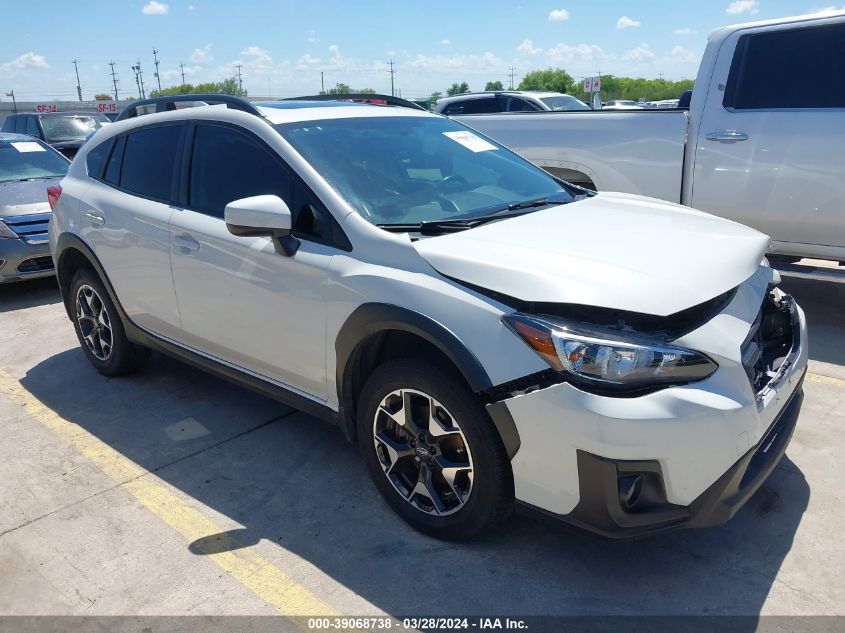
xmin=49 ymin=95 xmax=808 ymax=540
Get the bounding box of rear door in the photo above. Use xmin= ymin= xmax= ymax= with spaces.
xmin=168 ymin=121 xmax=335 ymax=400
xmin=691 ymin=17 xmax=845 ymax=252
xmin=78 ymin=123 xmax=184 ymax=336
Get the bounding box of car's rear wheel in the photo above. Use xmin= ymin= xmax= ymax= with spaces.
xmin=70 ymin=267 xmax=149 ymax=376
xmin=357 ymin=359 xmax=513 ymax=539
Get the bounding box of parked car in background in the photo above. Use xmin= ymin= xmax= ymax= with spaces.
xmin=602 ymin=100 xmax=644 ymax=110
xmin=0 ymin=133 xmax=69 ymax=283
xmin=436 ymin=91 xmax=591 ymax=115
xmin=455 ymin=11 xmax=845 ymax=268
xmin=1 ymin=112 xmax=110 ymax=159
xmin=51 ymin=95 xmax=806 ymax=540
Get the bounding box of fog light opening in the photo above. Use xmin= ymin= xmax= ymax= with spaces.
xmin=618 ymin=475 xmax=644 ymax=510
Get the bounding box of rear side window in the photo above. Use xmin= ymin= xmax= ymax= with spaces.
xmin=724 ymin=22 xmax=845 ymax=109
xmin=104 ymin=135 xmax=125 ymax=185
xmin=1 ymin=117 xmax=13 ymax=133
xmin=86 ymin=139 xmax=113 ymax=179
xmin=120 ymin=124 xmax=183 ymax=201
xmin=445 ymin=98 xmax=500 ymax=115
xmin=25 ymin=117 xmax=40 ymax=137
xmin=188 ymin=123 xmax=291 ymax=218
xmin=14 ymin=117 xmax=26 ymax=134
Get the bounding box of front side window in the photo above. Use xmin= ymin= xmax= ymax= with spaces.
xmin=276 ymin=115 xmax=575 ymax=227
xmin=189 ymin=123 xmax=291 ymax=218
xmin=120 ymin=124 xmax=182 ymax=201
xmin=0 ymin=139 xmax=69 ymax=183
xmin=724 ymin=22 xmax=845 ymax=109
xmin=40 ymin=114 xmax=108 ymax=143
xmin=25 ymin=117 xmax=40 ymax=137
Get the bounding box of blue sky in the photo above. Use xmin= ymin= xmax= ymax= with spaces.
xmin=1 ymin=0 xmax=841 ymax=102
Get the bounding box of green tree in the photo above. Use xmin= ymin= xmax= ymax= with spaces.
xmin=447 ymin=82 xmax=470 ymax=96
xmin=357 ymin=87 xmax=377 ymax=94
xmin=149 ymin=76 xmax=247 ymax=98
xmin=575 ymin=74 xmax=694 ymax=103
xmin=218 ymin=77 xmax=247 ymax=96
xmin=518 ymin=68 xmax=574 ymax=94
xmin=429 ymin=91 xmax=442 ymax=107
xmin=328 ymin=83 xmax=352 ymax=94
xmin=485 ymin=80 xmax=504 ymax=91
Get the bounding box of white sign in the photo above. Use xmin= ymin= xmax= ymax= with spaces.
xmin=97 ymin=101 xmax=118 ymax=114
xmin=584 ymin=76 xmax=602 ymax=93
xmin=35 ymin=103 xmax=58 ymax=113
xmin=11 ymin=142 xmax=46 ymax=153
xmin=442 ymin=131 xmax=497 ymax=153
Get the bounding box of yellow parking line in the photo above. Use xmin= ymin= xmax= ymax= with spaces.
xmin=0 ymin=369 xmax=339 ymax=618
xmin=807 ymin=372 xmax=845 ymax=387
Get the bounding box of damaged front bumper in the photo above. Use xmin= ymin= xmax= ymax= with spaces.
xmin=488 ymin=271 xmax=808 ymax=539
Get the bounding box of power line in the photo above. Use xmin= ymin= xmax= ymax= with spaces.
xmin=387 ymin=59 xmax=396 ymax=97
xmin=109 ymin=60 xmax=119 ymax=101
xmin=153 ymin=47 xmax=162 ymax=93
xmin=72 ymin=60 xmax=83 ymax=101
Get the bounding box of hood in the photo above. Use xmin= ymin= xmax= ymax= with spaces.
xmin=413 ymin=192 xmax=770 ymax=316
xmin=0 ymin=178 xmax=61 ymax=217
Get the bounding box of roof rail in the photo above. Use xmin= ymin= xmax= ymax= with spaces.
xmin=115 ymin=94 xmax=264 ymax=121
xmin=283 ymin=93 xmax=426 ymax=111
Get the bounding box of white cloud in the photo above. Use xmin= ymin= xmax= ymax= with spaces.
xmin=307 ymin=30 xmax=319 ymax=43
xmin=190 ymin=43 xmax=213 ymax=64
xmin=548 ymin=9 xmax=570 ymax=22
xmin=815 ymin=5 xmax=845 ymax=13
xmin=670 ymin=45 xmax=698 ymax=63
xmin=241 ymin=45 xmax=272 ymax=67
xmin=188 ymin=4 xmax=195 ymax=9
xmin=546 ymin=43 xmax=608 ymax=66
xmin=141 ymin=1 xmax=169 ymax=15
xmin=295 ymin=53 xmax=321 ymax=69
xmin=440 ymin=39 xmax=451 ymax=45
xmin=407 ymin=51 xmax=503 ymax=72
xmin=674 ymin=27 xmax=697 ymax=35
xmin=623 ymin=43 xmax=656 ymax=62
xmin=1 ymin=52 xmax=49 ymax=72
xmin=516 ymin=39 xmax=542 ymax=55
xmin=726 ymin=0 xmax=759 ymax=14
xmin=616 ymin=16 xmax=641 ymax=29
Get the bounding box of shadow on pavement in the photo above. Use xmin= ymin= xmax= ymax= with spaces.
xmin=0 ymin=277 xmax=61 ymax=314
xmin=20 ymin=346 xmax=810 ymax=622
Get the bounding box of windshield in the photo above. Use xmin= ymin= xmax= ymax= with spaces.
xmin=40 ymin=115 xmax=107 ymax=143
xmin=539 ymin=96 xmax=591 ymax=111
xmin=0 ymin=139 xmax=69 ymax=182
xmin=275 ymin=116 xmax=574 ymax=227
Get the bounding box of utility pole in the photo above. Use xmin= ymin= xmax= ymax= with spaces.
xmin=320 ymin=71 xmax=325 ymax=94
xmin=179 ymin=62 xmax=186 ymax=88
xmin=5 ymin=90 xmax=17 ymax=112
xmin=508 ymin=66 xmax=516 ymax=90
xmin=72 ymin=59 xmax=83 ymax=101
xmin=153 ymin=47 xmax=162 ymax=93
xmin=387 ymin=59 xmax=396 ymax=97
xmin=109 ymin=61 xmax=119 ymax=101
xmin=235 ymin=63 xmax=243 ymax=93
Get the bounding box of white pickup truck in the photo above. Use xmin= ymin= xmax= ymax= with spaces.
xmin=457 ymin=12 xmax=845 ymax=268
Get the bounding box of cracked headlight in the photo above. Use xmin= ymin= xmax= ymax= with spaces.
xmin=503 ymin=313 xmax=717 ymax=395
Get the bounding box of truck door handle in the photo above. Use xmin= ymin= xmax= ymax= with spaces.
xmin=705 ymin=131 xmax=748 ymax=142
xmin=172 ymin=234 xmax=200 ymax=254
xmin=85 ymin=212 xmax=105 ymax=226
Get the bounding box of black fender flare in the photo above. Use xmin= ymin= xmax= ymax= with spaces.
xmin=335 ymin=303 xmax=521 ymax=458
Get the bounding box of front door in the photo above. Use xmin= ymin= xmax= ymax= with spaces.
xmin=168 ymin=121 xmax=333 ymax=400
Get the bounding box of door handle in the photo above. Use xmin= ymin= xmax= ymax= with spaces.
xmin=172 ymin=234 xmax=200 ymax=254
xmin=85 ymin=212 xmax=105 ymax=226
xmin=705 ymin=131 xmax=748 ymax=143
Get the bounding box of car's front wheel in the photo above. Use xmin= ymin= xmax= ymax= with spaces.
xmin=70 ymin=267 xmax=149 ymax=376
xmin=357 ymin=359 xmax=513 ymax=539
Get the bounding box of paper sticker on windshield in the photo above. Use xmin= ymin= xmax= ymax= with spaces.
xmin=10 ymin=142 xmax=45 ymax=153
xmin=443 ymin=131 xmax=497 ymax=152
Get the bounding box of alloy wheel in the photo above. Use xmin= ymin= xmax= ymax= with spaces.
xmin=373 ymin=388 xmax=474 ymax=516
xmin=75 ymin=284 xmax=113 ymax=361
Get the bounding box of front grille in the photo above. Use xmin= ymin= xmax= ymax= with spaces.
xmin=16 ymin=256 xmax=54 ymax=273
xmin=741 ymin=291 xmax=795 ymax=395
xmin=2 ymin=212 xmax=51 ymax=244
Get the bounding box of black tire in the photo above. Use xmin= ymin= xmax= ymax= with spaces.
xmin=69 ymin=267 xmax=149 ymax=376
xmin=357 ymin=359 xmax=514 ymax=539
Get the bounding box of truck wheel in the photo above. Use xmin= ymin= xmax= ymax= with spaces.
xmin=357 ymin=359 xmax=514 ymax=539
xmin=70 ymin=267 xmax=149 ymax=377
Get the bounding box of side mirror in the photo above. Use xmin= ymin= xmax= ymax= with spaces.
xmin=224 ymin=195 xmax=299 ymax=256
